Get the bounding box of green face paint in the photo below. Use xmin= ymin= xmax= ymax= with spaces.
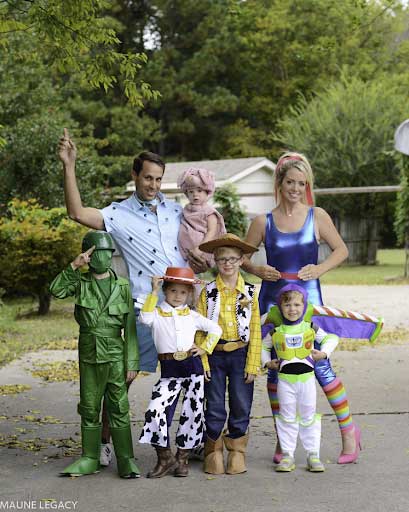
xmin=89 ymin=250 xmax=113 ymax=274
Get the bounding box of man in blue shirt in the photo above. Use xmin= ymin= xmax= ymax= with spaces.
xmin=100 ymin=163 xmax=187 ymax=372
xmin=58 ymin=128 xmax=204 ymax=464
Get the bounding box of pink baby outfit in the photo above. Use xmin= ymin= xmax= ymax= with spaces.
xmin=178 ymin=204 xmax=226 ymax=268
xmin=177 ymin=167 xmax=226 ymax=268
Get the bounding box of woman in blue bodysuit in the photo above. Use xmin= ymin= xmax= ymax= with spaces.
xmin=244 ymin=152 xmax=360 ymax=465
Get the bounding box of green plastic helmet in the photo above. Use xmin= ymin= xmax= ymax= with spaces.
xmin=82 ymin=231 xmax=115 ymax=252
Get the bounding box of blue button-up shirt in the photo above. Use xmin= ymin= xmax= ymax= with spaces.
xmin=101 ymin=193 xmax=187 ymax=303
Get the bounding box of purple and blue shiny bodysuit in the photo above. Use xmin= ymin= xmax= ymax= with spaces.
xmin=259 ymin=208 xmax=322 ymax=313
xmin=260 ymin=208 xmax=335 ymax=387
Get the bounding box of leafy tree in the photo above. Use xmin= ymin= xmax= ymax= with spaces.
xmin=0 ymin=111 xmax=105 ymax=211
xmin=0 ymin=33 xmax=109 ymax=210
xmin=0 ymin=0 xmax=158 ymax=107
xmin=274 ymin=75 xmax=406 ymax=261
xmin=0 ymin=3 xmax=162 ymax=196
xmin=274 ymin=75 xmax=404 ymax=206
xmin=0 ymin=34 xmax=57 ymax=127
xmin=0 ymin=199 xmax=87 ymax=314
xmin=231 ymin=0 xmax=407 ymax=123
xmin=394 ymin=154 xmax=409 ymax=276
xmin=127 ymin=0 xmax=409 ymax=160
xmin=214 ymin=183 xmax=248 ymax=238
xmin=105 ymin=105 xmax=162 ymax=157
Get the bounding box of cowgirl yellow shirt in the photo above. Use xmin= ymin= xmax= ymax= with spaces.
xmin=196 ymin=274 xmax=262 ymax=374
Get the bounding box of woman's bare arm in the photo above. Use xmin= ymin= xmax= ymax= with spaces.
xmin=298 ymin=207 xmax=348 ymax=280
xmin=242 ymin=215 xmax=281 ymax=280
xmin=315 ymin=207 xmax=349 ymax=273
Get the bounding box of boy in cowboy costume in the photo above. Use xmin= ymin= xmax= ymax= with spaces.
xmin=262 ymin=284 xmax=339 ymax=473
xmin=196 ymin=233 xmax=262 ymax=475
xmin=50 ymin=230 xmax=140 ymax=479
xmin=139 ymin=267 xmax=222 ymax=478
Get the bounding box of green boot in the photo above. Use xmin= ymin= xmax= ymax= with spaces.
xmin=110 ymin=426 xmax=140 ymax=478
xmin=60 ymin=425 xmax=101 ymax=477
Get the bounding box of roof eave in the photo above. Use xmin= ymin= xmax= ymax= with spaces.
xmin=125 ymin=158 xmax=276 ymax=192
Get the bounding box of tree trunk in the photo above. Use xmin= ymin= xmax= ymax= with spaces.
xmin=38 ymin=292 xmax=51 ymax=315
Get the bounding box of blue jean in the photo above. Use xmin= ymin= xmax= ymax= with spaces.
xmin=205 ymin=348 xmax=254 ymax=440
xmin=135 ymin=309 xmax=158 ymax=373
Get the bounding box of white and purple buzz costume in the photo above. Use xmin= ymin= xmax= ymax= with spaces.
xmin=262 ymin=314 xmax=338 ymax=458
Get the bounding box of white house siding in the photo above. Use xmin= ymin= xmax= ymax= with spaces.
xmin=233 ymin=168 xmax=275 ymax=215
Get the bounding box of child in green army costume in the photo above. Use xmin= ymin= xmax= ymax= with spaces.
xmin=50 ymin=231 xmax=140 ymax=478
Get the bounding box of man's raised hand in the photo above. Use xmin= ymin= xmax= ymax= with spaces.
xmin=58 ymin=128 xmax=77 ymax=167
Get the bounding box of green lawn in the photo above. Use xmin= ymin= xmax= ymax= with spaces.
xmin=0 ymin=249 xmax=406 ymax=368
xmin=0 ymin=297 xmax=77 ymax=367
xmin=241 ymin=248 xmax=408 ymax=285
xmin=321 ymin=249 xmax=408 ymax=285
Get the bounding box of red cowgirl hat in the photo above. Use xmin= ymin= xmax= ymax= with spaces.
xmin=162 ymin=267 xmax=202 ymax=285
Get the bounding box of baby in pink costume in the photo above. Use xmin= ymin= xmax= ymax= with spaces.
xmin=177 ymin=167 xmax=226 ymax=269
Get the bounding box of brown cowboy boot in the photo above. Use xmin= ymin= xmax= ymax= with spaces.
xmin=223 ymin=433 xmax=249 ymax=475
xmin=147 ymin=446 xmax=176 ymax=478
xmin=203 ymin=436 xmax=224 ymax=474
xmin=174 ymin=448 xmax=190 ymax=477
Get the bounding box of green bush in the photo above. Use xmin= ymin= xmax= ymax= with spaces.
xmin=275 ymin=75 xmax=405 ymax=218
xmin=0 ymin=199 xmax=87 ymax=314
xmin=214 ymin=183 xmax=248 ymax=238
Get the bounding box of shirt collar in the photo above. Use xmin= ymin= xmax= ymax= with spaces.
xmin=132 ymin=191 xmax=166 ymax=210
xmin=159 ymin=300 xmax=188 ymax=312
xmin=216 ymin=273 xmax=245 ymax=294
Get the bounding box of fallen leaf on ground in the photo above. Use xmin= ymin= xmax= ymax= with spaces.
xmin=31 ymin=360 xmax=79 ymax=382
xmin=0 ymin=384 xmax=31 ymax=395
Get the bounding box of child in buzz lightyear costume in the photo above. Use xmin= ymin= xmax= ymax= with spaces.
xmin=50 ymin=231 xmax=140 ymax=478
xmin=262 ymin=284 xmax=338 ymax=473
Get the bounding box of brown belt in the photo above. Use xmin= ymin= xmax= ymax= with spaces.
xmin=158 ymin=350 xmax=194 ymax=361
xmin=213 ymin=341 xmax=247 ymax=352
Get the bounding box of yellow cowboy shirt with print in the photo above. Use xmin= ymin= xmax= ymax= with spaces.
xmin=195 ymin=273 xmax=261 ymax=374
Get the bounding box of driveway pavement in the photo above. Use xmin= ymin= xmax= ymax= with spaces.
xmin=1 ymin=285 xmax=408 ymax=512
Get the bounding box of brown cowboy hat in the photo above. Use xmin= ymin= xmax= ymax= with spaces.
xmin=199 ymin=233 xmax=258 ymax=254
xmin=162 ymin=267 xmax=202 ymax=285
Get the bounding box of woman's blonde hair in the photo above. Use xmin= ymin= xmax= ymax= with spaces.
xmin=274 ymin=152 xmax=315 ymax=206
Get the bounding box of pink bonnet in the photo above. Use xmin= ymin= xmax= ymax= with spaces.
xmin=177 ymin=167 xmax=216 ymax=196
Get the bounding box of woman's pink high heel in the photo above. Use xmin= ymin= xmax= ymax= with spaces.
xmin=337 ymin=425 xmax=362 ymax=464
